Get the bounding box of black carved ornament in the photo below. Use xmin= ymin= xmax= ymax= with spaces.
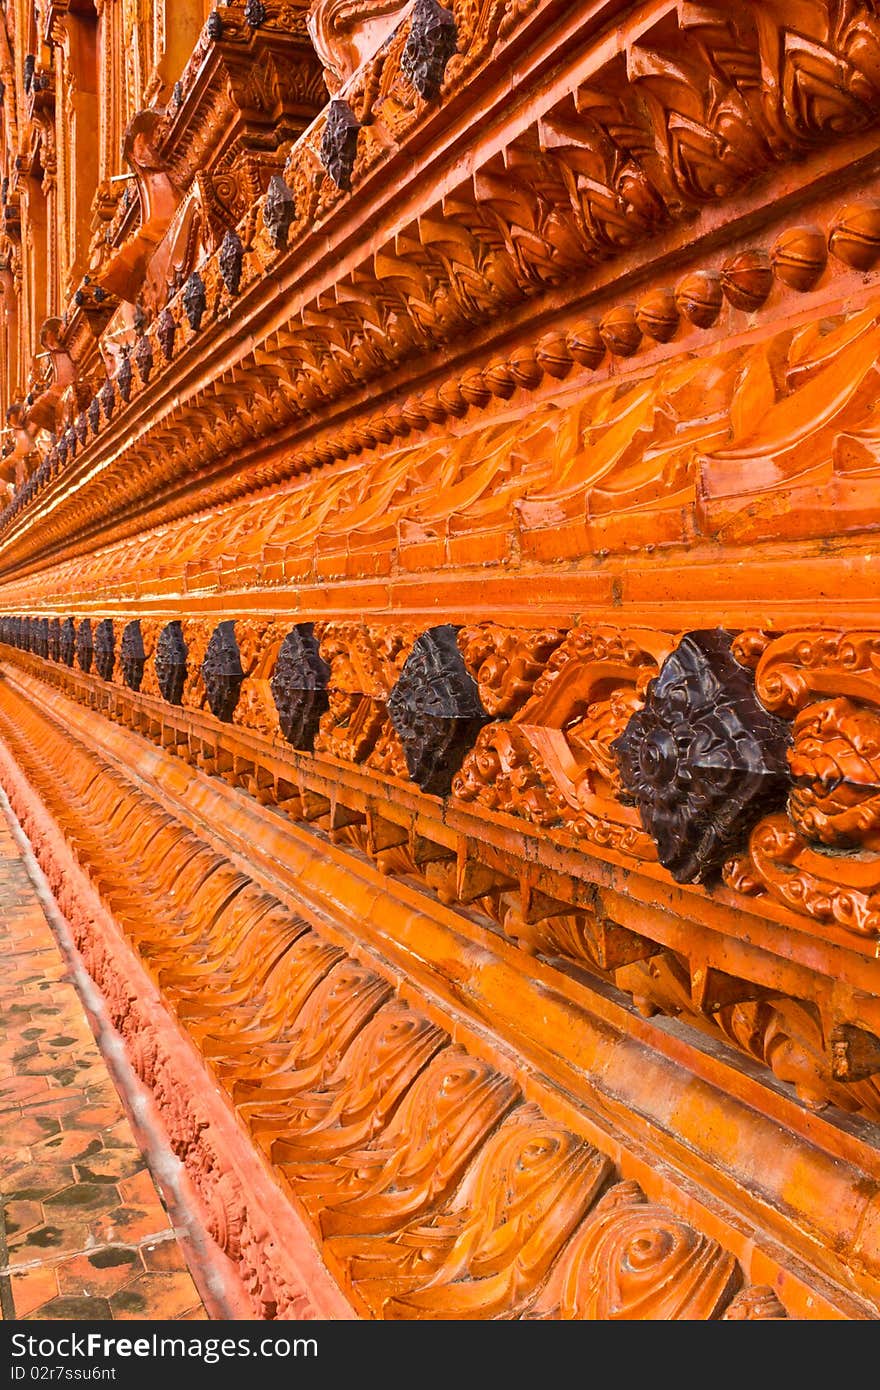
xmin=75 ymin=619 xmax=92 ymax=672
xmin=75 ymin=412 xmax=88 ymax=445
xmin=155 ymin=620 xmax=188 ymax=706
xmin=219 ymin=230 xmax=244 ymax=296
xmin=157 ymin=309 xmax=176 ymax=362
xmin=87 ymin=397 xmax=101 ymax=434
xmin=270 ymin=624 xmax=330 ymax=749
xmin=245 ymin=0 xmax=266 ymax=25
xmin=319 ymin=101 xmax=360 ymax=192
xmin=183 ymin=273 xmax=206 ymax=332
xmin=59 ymin=617 xmax=75 ymax=668
xmin=263 ymin=176 xmax=296 ymax=250
xmin=100 ymin=377 xmax=116 ymax=423
xmin=402 ymin=0 xmax=458 ymax=99
xmin=120 ymin=620 xmax=146 ymax=692
xmin=201 ymin=620 xmax=244 ymax=722
xmin=134 ymin=334 xmax=153 ymax=385
xmin=32 ymin=617 xmax=48 ymax=658
xmin=93 ymin=618 xmax=115 ymax=682
xmin=207 ymin=8 xmax=224 ymax=40
xmin=117 ymin=353 xmax=133 ymax=404
xmin=387 ymin=624 xmax=489 ymax=796
xmin=611 ymin=629 xmax=792 ymax=885
xmin=48 ymin=617 xmax=60 ymax=661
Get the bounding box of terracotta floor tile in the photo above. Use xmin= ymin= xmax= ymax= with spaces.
xmin=109 ymin=1271 xmax=203 ymax=1321
xmin=141 ymin=1238 xmax=188 ymax=1273
xmin=3 ymin=1198 xmax=46 ymax=1239
xmin=8 ymin=1264 xmax=59 ymax=1318
xmin=91 ymin=1202 xmax=173 ymax=1245
xmin=55 ymin=1247 xmax=146 ymax=1299
xmin=24 ymin=1295 xmax=113 ymax=1321
xmin=7 ymin=1220 xmax=92 ymax=1262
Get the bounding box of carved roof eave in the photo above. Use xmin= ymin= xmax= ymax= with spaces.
xmin=157 ymin=21 xmax=326 ymax=192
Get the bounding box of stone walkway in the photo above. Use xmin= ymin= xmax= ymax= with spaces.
xmin=0 ymin=803 xmax=206 ymax=1320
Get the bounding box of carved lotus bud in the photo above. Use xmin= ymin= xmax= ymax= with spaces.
xmin=635 ymin=288 xmax=679 ymax=342
xmin=565 ymin=321 xmax=604 ymax=369
xmin=612 ymin=630 xmax=792 ymax=884
xmin=674 ymin=269 xmax=722 ymax=327
xmin=367 ymin=413 xmax=396 ymax=445
xmin=271 ymin=624 xmax=331 ymax=750
xmin=75 ymin=619 xmax=92 ymax=672
xmin=134 ymin=334 xmax=153 ymax=385
xmin=388 ymin=625 xmax=490 ymax=795
xmin=120 ymin=619 xmax=145 ymax=692
xmin=156 ymin=309 xmax=176 ymax=362
xmin=507 ymin=345 xmax=543 ymax=390
xmin=459 ymin=367 xmax=491 ymax=408
xmin=599 ymin=305 xmax=642 ymax=357
xmin=535 ymin=331 xmax=572 ymax=379
xmin=437 ymin=378 xmax=468 ymax=417
xmin=402 ymin=397 xmax=429 ymax=431
xmin=483 ymin=356 xmax=517 ymax=398
xmin=770 ymin=225 xmax=827 ymax=291
xmin=201 ymin=620 xmax=244 ymax=722
xmin=828 ymin=201 xmax=880 ymax=270
xmin=155 ymin=621 xmax=188 ymax=705
xmin=263 ymin=176 xmax=296 ymax=250
xmin=720 ymin=249 xmax=773 ymax=311
xmin=93 ymin=618 xmax=115 ymax=682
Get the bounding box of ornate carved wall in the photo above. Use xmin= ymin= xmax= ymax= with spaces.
xmin=0 ymin=0 xmax=878 ymax=1320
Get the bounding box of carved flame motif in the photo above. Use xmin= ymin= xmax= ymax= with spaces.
xmin=270 ymin=623 xmax=331 ymax=750
xmin=387 ymin=625 xmax=489 ymax=795
xmin=527 ymin=1181 xmax=740 ymax=1319
xmin=612 ymin=630 xmax=792 ymax=883
xmin=337 ymin=1105 xmax=612 ymax=1319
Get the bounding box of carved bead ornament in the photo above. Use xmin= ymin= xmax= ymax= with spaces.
xmin=271 ymin=623 xmax=331 ymax=750
xmin=387 ymin=624 xmax=490 ymax=795
xmin=612 ymin=630 xmax=792 ymax=884
xmin=401 ymin=0 xmax=458 ymax=100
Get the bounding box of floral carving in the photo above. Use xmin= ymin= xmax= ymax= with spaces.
xmin=219 ymin=230 xmax=244 ymax=296
xmin=387 ymin=625 xmax=489 ymax=795
xmin=183 ymin=273 xmax=207 ymax=333
xmin=263 ymin=176 xmax=296 ymax=250
xmin=119 ymin=619 xmax=146 ymax=692
xmin=612 ymin=630 xmax=792 ymax=884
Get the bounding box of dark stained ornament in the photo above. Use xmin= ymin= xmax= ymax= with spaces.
xmin=612 ymin=629 xmax=792 ymax=885
xmin=117 ymin=352 xmax=133 ymax=404
xmin=59 ymin=617 xmax=75 ymax=667
xmin=319 ymin=101 xmax=360 ymax=192
xmin=134 ymin=333 xmax=153 ymax=385
xmin=48 ymin=617 xmax=60 ymax=661
xmin=75 ymin=412 xmax=88 ymax=444
xmin=219 ymin=230 xmax=244 ymax=296
xmin=245 ymin=0 xmax=267 ymax=25
xmin=87 ymin=396 xmax=101 ymax=434
xmin=155 ymin=620 xmax=188 ymax=706
xmin=183 ymin=272 xmax=206 ymax=332
xmin=120 ymin=619 xmax=146 ymax=691
xmin=207 ymin=8 xmax=224 ymax=40
xmin=32 ymin=617 xmax=49 ymax=658
xmin=388 ymin=624 xmax=489 ymax=796
xmin=263 ymin=176 xmax=296 ymax=250
xmin=270 ymin=623 xmax=330 ymax=749
xmin=157 ymin=308 xmax=176 ymax=361
xmin=75 ymin=619 xmax=92 ymax=672
xmin=401 ymin=0 xmax=458 ymax=99
xmin=201 ymin=620 xmax=244 ymax=722
xmin=100 ymin=377 xmax=116 ymax=422
xmin=93 ymin=618 xmax=116 ymax=682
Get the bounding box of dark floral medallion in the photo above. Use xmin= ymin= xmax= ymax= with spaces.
xmin=155 ymin=620 xmax=188 ymax=706
xmin=319 ymin=101 xmax=360 ymax=192
xmin=611 ymin=629 xmax=792 ymax=884
xmin=120 ymin=620 xmax=146 ymax=692
xmin=388 ymin=624 xmax=489 ymax=796
xmin=93 ymin=618 xmax=116 ymax=682
xmin=402 ymin=0 xmax=458 ymax=99
xmin=201 ymin=620 xmax=244 ymax=722
xmin=271 ymin=623 xmax=330 ymax=750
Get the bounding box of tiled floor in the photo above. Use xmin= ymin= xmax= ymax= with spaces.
xmin=0 ymin=808 xmax=206 ymax=1320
